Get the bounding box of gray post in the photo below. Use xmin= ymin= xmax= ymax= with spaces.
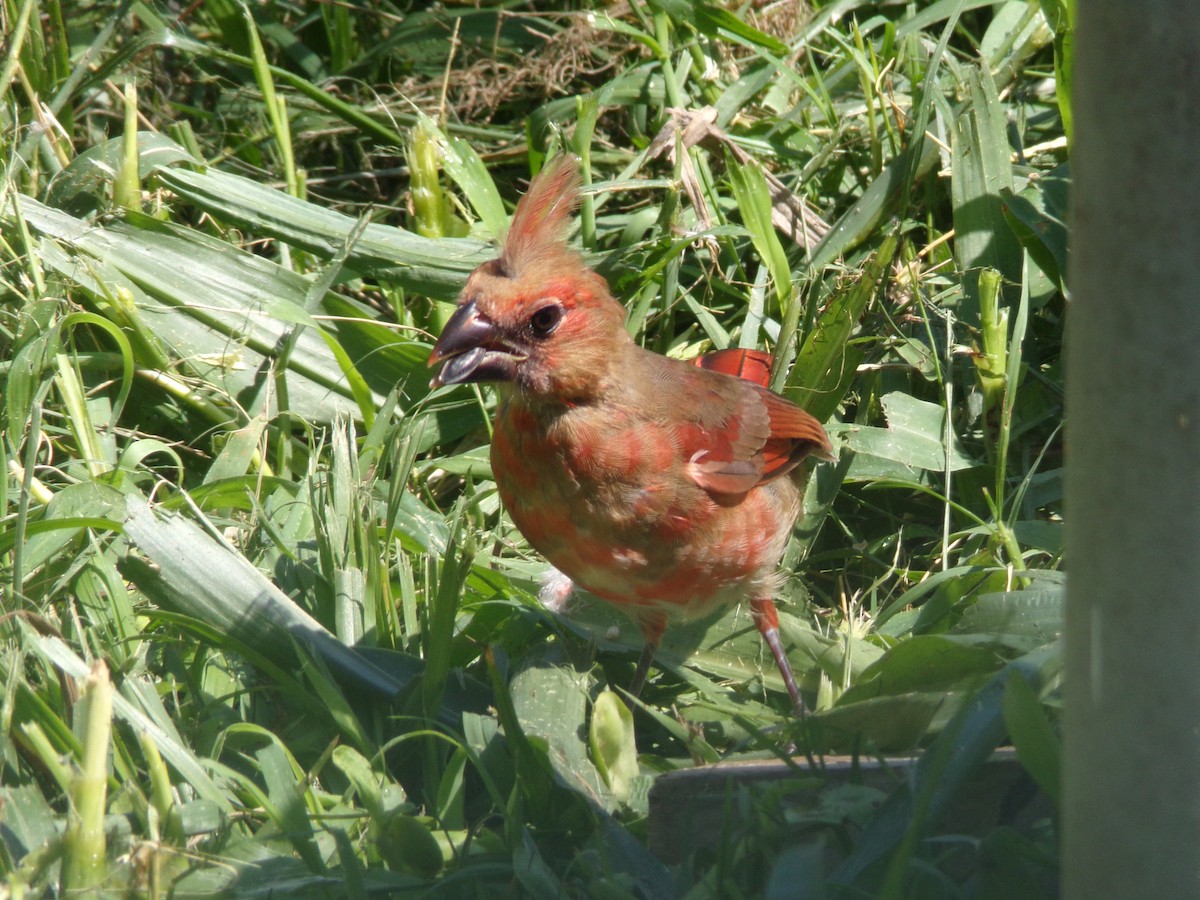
xmin=1065 ymin=3 xmax=1200 ymax=897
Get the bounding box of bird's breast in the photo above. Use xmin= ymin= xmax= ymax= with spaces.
xmin=490 ymin=399 xmax=802 ymax=620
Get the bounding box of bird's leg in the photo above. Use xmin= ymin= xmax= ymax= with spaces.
xmin=750 ymin=596 xmax=806 ymax=716
xmin=628 ymin=613 xmax=667 ymax=699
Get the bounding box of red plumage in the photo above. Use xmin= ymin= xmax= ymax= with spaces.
xmin=429 ymin=156 xmax=834 ymax=712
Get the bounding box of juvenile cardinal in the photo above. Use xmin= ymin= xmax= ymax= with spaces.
xmin=428 ymin=156 xmax=834 ymax=713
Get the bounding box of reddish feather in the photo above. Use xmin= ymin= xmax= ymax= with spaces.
xmin=503 ymin=157 xmax=583 ymax=276
xmin=693 ymin=347 xmax=773 ymax=387
xmin=693 ymin=348 xmax=834 ymax=485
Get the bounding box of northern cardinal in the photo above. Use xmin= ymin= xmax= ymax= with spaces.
xmin=428 ymin=156 xmax=834 ymax=713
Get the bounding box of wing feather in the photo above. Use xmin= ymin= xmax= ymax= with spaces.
xmin=675 ymin=351 xmax=834 ymax=496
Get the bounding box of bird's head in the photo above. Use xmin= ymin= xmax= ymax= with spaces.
xmin=428 ymin=156 xmax=629 ymax=402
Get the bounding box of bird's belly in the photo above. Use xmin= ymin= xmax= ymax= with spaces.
xmin=492 ymin=419 xmax=800 ymax=621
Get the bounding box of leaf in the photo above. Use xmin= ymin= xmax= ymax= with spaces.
xmin=980 ymin=1 xmax=1050 ymax=65
xmin=436 ymin=124 xmax=509 ymax=241
xmin=386 ymin=815 xmax=444 ymax=877
xmin=153 ymin=164 xmax=493 ymax=300
xmin=18 ymin=200 xmax=374 ymax=421
xmin=694 ymin=5 xmax=789 ymax=55
xmin=905 ymin=567 xmax=1012 ymax=635
xmin=0 ymin=782 xmax=60 ymax=863
xmin=1040 ymin=0 xmax=1074 ymax=143
xmin=45 ymin=132 xmax=194 ymax=216
xmin=950 ymin=588 xmax=1064 ymax=652
xmin=482 ymin=650 xmax=564 ymax=827
xmin=951 ymin=64 xmax=1023 ymax=313
xmin=788 ymin=234 xmax=897 ymax=421
xmin=13 ymin=482 xmax=124 ymax=578
xmin=120 ymin=494 xmax=404 ymax=700
xmin=1002 ymin=671 xmax=1061 ymax=807
xmin=845 ymin=392 xmax=976 ymax=472
xmin=253 ymin=737 xmax=323 ymax=871
xmin=726 ymin=156 xmax=792 ymax=314
xmin=421 ymin=513 xmax=473 ymax=717
xmin=838 ymin=636 xmax=1003 ymax=704
xmin=818 ymin=691 xmax=962 ymax=751
xmin=511 ymin=661 xmax=609 ymax=809
xmin=514 ymin=826 xmax=567 ymax=900
xmin=331 ymin=745 xmax=394 ymax=824
xmin=1000 ymin=163 xmax=1069 ymax=290
xmin=811 ymin=139 xmax=940 ymax=271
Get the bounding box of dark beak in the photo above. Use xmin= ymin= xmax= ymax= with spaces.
xmin=427 ymin=300 xmax=523 ymax=388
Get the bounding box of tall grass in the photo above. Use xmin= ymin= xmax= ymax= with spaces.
xmin=1 ymin=2 xmax=1066 ymax=895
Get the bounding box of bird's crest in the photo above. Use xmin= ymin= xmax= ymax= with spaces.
xmin=503 ymin=155 xmax=582 ymax=275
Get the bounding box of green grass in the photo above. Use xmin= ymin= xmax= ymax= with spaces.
xmin=1 ymin=1 xmax=1067 ymax=896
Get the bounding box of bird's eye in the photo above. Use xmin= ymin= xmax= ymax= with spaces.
xmin=529 ymin=303 xmax=563 ymax=339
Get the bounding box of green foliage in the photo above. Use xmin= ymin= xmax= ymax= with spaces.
xmin=1 ymin=1 xmax=1065 ymax=895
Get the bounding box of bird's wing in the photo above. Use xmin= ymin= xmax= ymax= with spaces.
xmin=633 ymin=351 xmax=833 ymax=498
xmin=692 ymin=347 xmax=773 ymax=387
